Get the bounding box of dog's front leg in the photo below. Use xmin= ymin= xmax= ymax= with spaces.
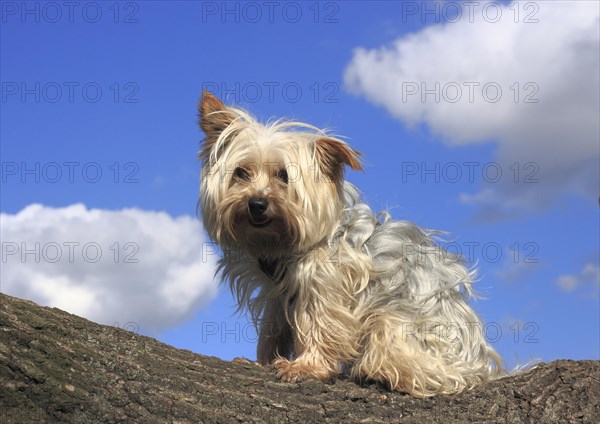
xmin=257 ymin=299 xmax=294 ymax=365
xmin=274 ymin=244 xmax=368 ymax=381
xmin=273 ymin=253 xmax=361 ymax=383
xmin=273 ymin=317 xmax=342 ymax=383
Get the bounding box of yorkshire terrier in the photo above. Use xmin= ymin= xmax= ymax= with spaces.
xmin=198 ymin=91 xmax=503 ymax=397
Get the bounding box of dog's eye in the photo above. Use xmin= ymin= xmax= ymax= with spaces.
xmin=234 ymin=167 xmax=250 ymax=182
xmin=277 ymin=168 xmax=288 ymax=184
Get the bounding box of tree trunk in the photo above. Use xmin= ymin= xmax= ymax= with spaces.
xmin=1 ymin=293 xmax=598 ymax=423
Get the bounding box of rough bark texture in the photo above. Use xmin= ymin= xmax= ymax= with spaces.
xmin=1 ymin=293 xmax=598 ymax=424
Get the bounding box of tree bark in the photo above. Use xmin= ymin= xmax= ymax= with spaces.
xmin=1 ymin=293 xmax=598 ymax=423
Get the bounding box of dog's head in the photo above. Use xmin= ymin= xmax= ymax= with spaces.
xmin=198 ymin=91 xmax=363 ymax=257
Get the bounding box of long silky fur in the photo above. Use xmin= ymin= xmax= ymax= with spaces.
xmin=199 ymin=92 xmax=504 ymax=397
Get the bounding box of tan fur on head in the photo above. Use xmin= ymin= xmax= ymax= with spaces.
xmin=197 ymin=91 xmax=504 ymax=397
xmin=198 ymin=90 xmax=242 ymax=162
xmin=315 ymin=137 xmax=363 ymax=180
xmin=198 ymin=92 xmax=359 ymax=256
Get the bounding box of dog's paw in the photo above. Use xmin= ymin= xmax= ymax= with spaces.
xmin=273 ymin=357 xmax=334 ymax=383
xmin=273 ymin=358 xmax=308 ymax=382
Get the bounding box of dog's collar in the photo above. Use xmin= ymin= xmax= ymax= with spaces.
xmin=257 ymin=257 xmax=296 ymax=305
xmin=257 ymin=257 xmax=282 ymax=282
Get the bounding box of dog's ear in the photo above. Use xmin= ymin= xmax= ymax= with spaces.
xmin=198 ymin=90 xmax=237 ymax=160
xmin=315 ymin=137 xmax=363 ymax=180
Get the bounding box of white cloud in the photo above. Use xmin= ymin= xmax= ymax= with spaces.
xmin=556 ymin=274 xmax=579 ymax=292
xmin=344 ymin=1 xmax=599 ymax=216
xmin=1 ymin=203 xmax=218 ymax=333
xmin=495 ymin=259 xmax=539 ymax=285
xmin=556 ymin=262 xmax=600 ymax=293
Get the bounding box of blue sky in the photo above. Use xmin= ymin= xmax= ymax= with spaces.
xmin=1 ymin=1 xmax=598 ymax=370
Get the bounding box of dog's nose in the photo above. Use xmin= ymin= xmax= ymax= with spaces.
xmin=248 ymin=197 xmax=269 ymax=218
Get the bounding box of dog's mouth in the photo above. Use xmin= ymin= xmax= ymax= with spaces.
xmin=248 ymin=217 xmax=272 ymax=228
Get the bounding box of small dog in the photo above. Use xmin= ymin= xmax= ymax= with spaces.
xmin=198 ymin=91 xmax=503 ymax=397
